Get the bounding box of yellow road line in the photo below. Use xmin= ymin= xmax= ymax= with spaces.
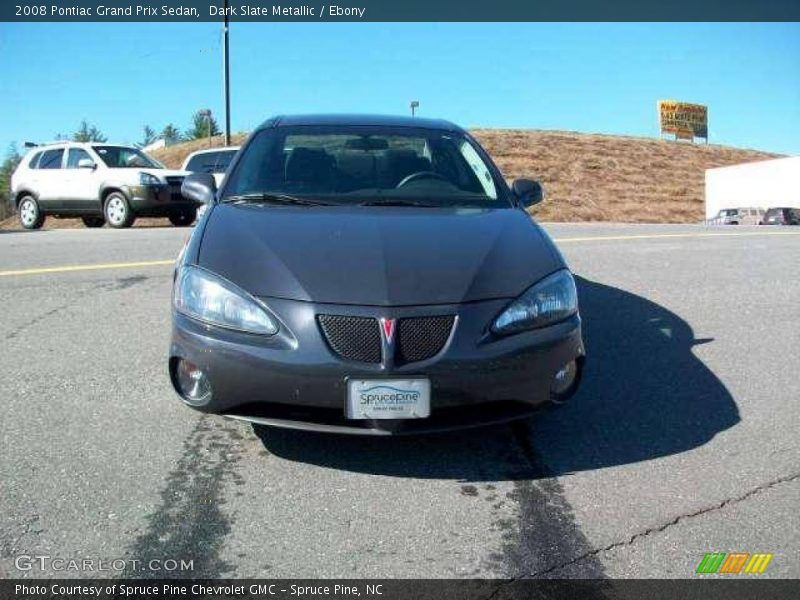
xmin=0 ymin=259 xmax=174 ymax=278
xmin=553 ymin=231 xmax=800 ymax=243
xmin=1 ymin=230 xmax=798 ymax=278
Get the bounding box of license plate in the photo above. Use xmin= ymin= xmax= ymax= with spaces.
xmin=346 ymin=378 xmax=431 ymax=420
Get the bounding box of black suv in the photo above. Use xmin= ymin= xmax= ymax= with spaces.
xmin=763 ymin=207 xmax=800 ymax=225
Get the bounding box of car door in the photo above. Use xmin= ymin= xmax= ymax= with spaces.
xmin=35 ymin=148 xmax=66 ymax=211
xmin=64 ymin=147 xmax=101 ymax=212
xmin=20 ymin=150 xmax=43 ymax=198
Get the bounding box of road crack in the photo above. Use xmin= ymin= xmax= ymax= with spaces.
xmin=529 ymin=469 xmax=800 ymax=578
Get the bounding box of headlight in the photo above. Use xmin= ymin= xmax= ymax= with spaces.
xmin=492 ymin=269 xmax=578 ymax=335
xmin=173 ymin=266 xmax=278 ymax=335
xmin=139 ymin=172 xmax=162 ymax=186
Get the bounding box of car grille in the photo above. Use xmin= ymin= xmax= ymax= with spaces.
xmin=165 ymin=176 xmax=184 ymax=187
xmin=317 ymin=314 xmax=455 ymax=365
xmin=395 ymin=316 xmax=455 ymax=364
xmin=317 ymin=315 xmax=382 ymax=363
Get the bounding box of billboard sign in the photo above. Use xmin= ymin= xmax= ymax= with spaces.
xmin=658 ymin=100 xmax=708 ymax=139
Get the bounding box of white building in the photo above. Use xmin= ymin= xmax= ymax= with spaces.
xmin=705 ymin=156 xmax=800 ymax=220
xmin=141 ymin=138 xmax=167 ymax=153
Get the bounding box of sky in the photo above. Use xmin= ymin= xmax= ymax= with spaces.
xmin=0 ymin=22 xmax=798 ymax=155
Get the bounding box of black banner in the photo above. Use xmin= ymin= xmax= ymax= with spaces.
xmin=3 ymin=0 xmax=800 ymax=22
xmin=4 ymin=580 xmax=800 ymax=600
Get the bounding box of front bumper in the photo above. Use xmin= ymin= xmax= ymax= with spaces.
xmin=126 ymin=185 xmax=198 ymax=216
xmin=168 ymin=297 xmax=584 ymax=435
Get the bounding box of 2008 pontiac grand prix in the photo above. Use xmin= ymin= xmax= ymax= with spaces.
xmin=170 ymin=114 xmax=584 ymax=434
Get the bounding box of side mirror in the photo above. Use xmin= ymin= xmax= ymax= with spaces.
xmin=512 ymin=178 xmax=544 ymax=207
xmin=182 ymin=172 xmax=217 ymax=205
xmin=78 ymin=158 xmax=96 ymax=169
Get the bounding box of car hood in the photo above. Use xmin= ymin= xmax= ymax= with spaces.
xmin=197 ymin=203 xmax=563 ymax=306
xmin=104 ymin=168 xmax=189 ymax=184
xmin=142 ymin=168 xmax=189 ymax=178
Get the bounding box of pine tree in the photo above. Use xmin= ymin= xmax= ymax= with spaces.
xmin=141 ymin=125 xmax=157 ymax=147
xmin=0 ymin=144 xmax=23 ymax=219
xmin=161 ymin=124 xmax=182 ymax=145
xmin=186 ymin=111 xmax=221 ymax=140
xmin=73 ymin=120 xmax=108 ymax=143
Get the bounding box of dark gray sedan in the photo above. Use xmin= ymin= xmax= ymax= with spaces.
xmin=171 ymin=114 xmax=584 ymax=434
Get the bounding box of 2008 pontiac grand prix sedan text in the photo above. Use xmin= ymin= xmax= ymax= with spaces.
xmin=170 ymin=114 xmax=584 ymax=435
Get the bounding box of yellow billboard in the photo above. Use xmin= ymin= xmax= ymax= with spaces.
xmin=658 ymin=100 xmax=708 ymax=139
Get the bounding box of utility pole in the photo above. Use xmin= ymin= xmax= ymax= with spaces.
xmin=223 ymin=0 xmax=231 ymax=146
xmin=410 ymin=100 xmax=419 ymax=117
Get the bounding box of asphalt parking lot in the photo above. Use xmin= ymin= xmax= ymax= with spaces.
xmin=1 ymin=223 xmax=798 ymax=579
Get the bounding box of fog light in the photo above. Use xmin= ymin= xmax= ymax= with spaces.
xmin=550 ymin=360 xmax=578 ymax=401
xmin=175 ymin=359 xmax=211 ymax=405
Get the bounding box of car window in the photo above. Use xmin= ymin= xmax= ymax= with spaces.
xmin=28 ymin=151 xmax=43 ymax=169
xmin=459 ymin=140 xmax=497 ymax=198
xmin=185 ymin=152 xmax=220 ymax=174
xmin=214 ymin=150 xmax=237 ymax=172
xmin=93 ymin=146 xmax=162 ymax=169
xmin=39 ymin=149 xmax=64 ymax=169
xmin=66 ymin=148 xmax=93 ymax=169
xmin=224 ymin=125 xmax=507 ymax=208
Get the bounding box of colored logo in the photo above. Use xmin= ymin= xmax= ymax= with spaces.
xmin=380 ymin=318 xmax=396 ymax=344
xmin=696 ymin=552 xmax=773 ymax=574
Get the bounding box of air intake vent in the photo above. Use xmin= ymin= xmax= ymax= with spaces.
xmin=317 ymin=315 xmax=381 ymax=363
xmin=396 ymin=316 xmax=455 ymax=364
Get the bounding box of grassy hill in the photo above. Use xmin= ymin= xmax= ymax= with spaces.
xmin=152 ymin=130 xmax=779 ymax=223
xmin=0 ymin=129 xmax=780 ymax=229
xmin=470 ymin=130 xmax=780 ymax=222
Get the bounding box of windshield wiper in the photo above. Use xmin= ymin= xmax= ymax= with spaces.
xmin=358 ymin=199 xmax=436 ymax=207
xmin=224 ymin=193 xmax=331 ymax=206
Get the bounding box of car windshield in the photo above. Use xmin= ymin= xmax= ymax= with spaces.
xmin=222 ymin=125 xmax=509 ymax=208
xmin=719 ymin=209 xmax=737 ymax=216
xmin=185 ymin=150 xmax=237 ymax=174
xmin=93 ymin=146 xmax=163 ymax=169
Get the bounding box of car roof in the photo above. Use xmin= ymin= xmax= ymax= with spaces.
xmin=25 ymin=141 xmax=135 ymax=151
xmin=258 ymin=114 xmax=463 ymax=132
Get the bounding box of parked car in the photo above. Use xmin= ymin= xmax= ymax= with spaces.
xmin=11 ymin=142 xmax=196 ymax=229
xmin=762 ymin=207 xmax=800 ymax=225
xmin=708 ymin=207 xmax=765 ymax=226
xmin=181 ymin=146 xmax=240 ymax=187
xmin=169 ymin=114 xmax=584 ymax=435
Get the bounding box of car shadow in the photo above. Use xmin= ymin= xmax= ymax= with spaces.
xmin=253 ymin=276 xmax=739 ymax=481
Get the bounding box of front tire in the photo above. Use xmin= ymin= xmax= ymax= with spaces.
xmin=168 ymin=207 xmax=197 ymax=227
xmin=81 ymin=216 xmax=105 ymax=228
xmin=104 ymin=192 xmax=135 ymax=228
xmin=18 ymin=196 xmax=45 ymax=230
